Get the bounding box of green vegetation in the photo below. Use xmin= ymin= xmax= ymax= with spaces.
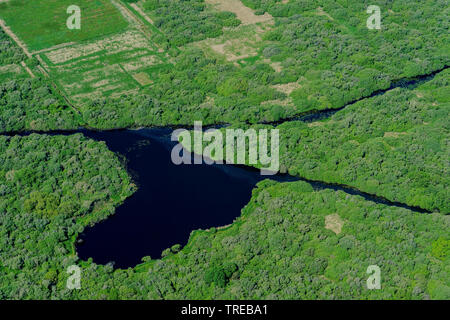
xmin=0 ymin=28 xmax=25 ymax=65
xmin=79 ymin=48 xmax=287 ymax=128
xmin=0 ymin=134 xmax=135 ymax=298
xmin=0 ymin=0 xmax=128 ymax=51
xmin=0 ymin=0 xmax=448 ymax=300
xmin=0 ymin=77 xmax=81 ymax=132
xmin=143 ymin=0 xmax=241 ymax=47
xmin=1 ymin=0 xmax=448 ymax=129
xmin=201 ymin=69 xmax=449 ymax=213
xmin=275 ymin=69 xmax=450 ymax=213
xmin=1 ymin=156 xmax=448 ymax=299
xmin=0 ymin=29 xmax=80 ymax=132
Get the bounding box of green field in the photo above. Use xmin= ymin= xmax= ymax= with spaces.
xmin=0 ymin=0 xmax=128 ymax=51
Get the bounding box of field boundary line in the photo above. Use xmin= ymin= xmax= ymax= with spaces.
xmin=129 ymin=3 xmax=154 ymax=25
xmin=112 ymin=0 xmax=154 ymax=42
xmin=20 ymin=61 xmax=35 ymax=78
xmin=0 ymin=19 xmax=32 ymax=58
xmin=0 ymin=19 xmax=85 ymax=121
xmin=32 ymin=42 xmax=77 ymax=56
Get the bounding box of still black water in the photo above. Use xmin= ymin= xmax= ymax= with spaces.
xmin=75 ymin=128 xmax=430 ymax=269
xmin=77 ymin=128 xmax=297 ymax=269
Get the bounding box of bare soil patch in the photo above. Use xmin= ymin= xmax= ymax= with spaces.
xmin=384 ymin=132 xmax=408 ymax=138
xmin=132 ymin=72 xmax=153 ymax=86
xmin=325 ymin=214 xmax=344 ymax=235
xmin=130 ymin=2 xmax=154 ymax=24
xmin=206 ymin=0 xmax=273 ymax=25
xmin=272 ymin=82 xmax=302 ymax=95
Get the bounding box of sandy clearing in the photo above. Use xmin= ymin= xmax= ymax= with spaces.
xmin=272 ymin=82 xmax=302 ymax=95
xmin=307 ymin=121 xmax=325 ymax=127
xmin=91 ymin=79 xmax=110 ymax=88
xmin=210 ymin=40 xmax=258 ymax=61
xmin=325 ymin=214 xmax=344 ymax=235
xmin=384 ymin=132 xmax=408 ymax=138
xmin=0 ymin=19 xmax=32 ymax=58
xmin=206 ymin=0 xmax=273 ymax=25
xmin=204 ymin=27 xmax=262 ymax=62
xmin=132 ymin=72 xmax=153 ymax=86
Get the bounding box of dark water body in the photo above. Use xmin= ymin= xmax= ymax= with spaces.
xmin=76 ymin=128 xmax=297 ymax=268
xmin=72 ymin=128 xmax=431 ymax=269
xmin=4 ymin=128 xmax=432 ymax=268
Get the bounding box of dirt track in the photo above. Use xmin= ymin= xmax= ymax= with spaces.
xmin=0 ymin=19 xmax=32 ymax=58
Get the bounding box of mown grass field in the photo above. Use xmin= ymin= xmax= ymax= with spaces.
xmin=0 ymin=0 xmax=128 ymax=51
xmin=38 ymin=27 xmax=170 ymax=104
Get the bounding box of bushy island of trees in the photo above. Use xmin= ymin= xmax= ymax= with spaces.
xmin=0 ymin=134 xmax=135 ymax=298
xmin=0 ymin=138 xmax=448 ymax=299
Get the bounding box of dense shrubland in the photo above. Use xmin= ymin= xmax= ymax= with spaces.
xmin=0 ymin=78 xmax=81 ymax=132
xmin=0 ymin=28 xmax=80 ymax=132
xmin=0 ymin=151 xmax=448 ymax=299
xmin=143 ymin=0 xmax=241 ymax=47
xmin=275 ymin=69 xmax=450 ymax=213
xmin=0 ymin=134 xmax=135 ymax=299
xmin=0 ymin=0 xmax=448 ymax=300
xmin=0 ymin=29 xmax=25 ymax=65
